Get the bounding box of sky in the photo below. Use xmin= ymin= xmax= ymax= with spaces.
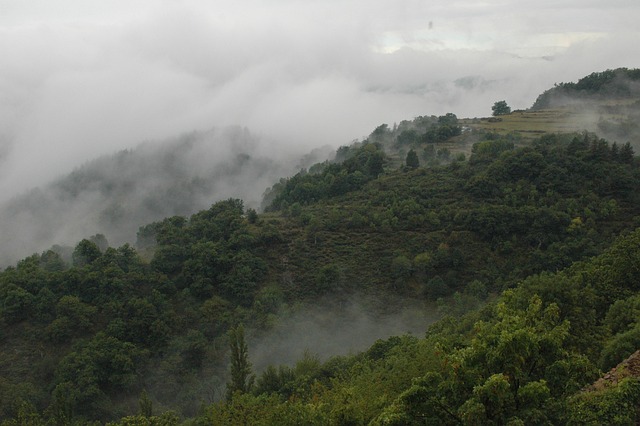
xmin=1 ymin=0 xmax=639 ymax=199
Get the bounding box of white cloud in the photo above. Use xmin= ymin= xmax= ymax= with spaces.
xmin=0 ymin=0 xmax=639 ymax=199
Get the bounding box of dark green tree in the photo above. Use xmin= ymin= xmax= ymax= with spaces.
xmin=246 ymin=208 xmax=258 ymax=224
xmin=72 ymin=239 xmax=102 ymax=266
xmin=139 ymin=389 xmax=153 ymax=417
xmin=89 ymin=233 xmax=109 ymax=252
xmin=492 ymin=100 xmax=511 ymax=116
xmin=397 ymin=129 xmax=418 ymax=146
xmin=405 ymin=149 xmax=419 ymax=169
xmin=226 ymin=324 xmax=254 ymax=401
xmin=619 ymin=142 xmax=634 ymax=164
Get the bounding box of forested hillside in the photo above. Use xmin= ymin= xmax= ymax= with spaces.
xmin=1 ymin=70 xmax=640 ymax=424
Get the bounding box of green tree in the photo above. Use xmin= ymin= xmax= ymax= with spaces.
xmin=405 ymin=149 xmax=419 ymax=169
xmin=396 ymin=129 xmax=418 ymax=146
xmin=390 ymin=255 xmax=412 ymax=280
xmin=139 ymin=389 xmax=153 ymax=417
xmin=54 ymin=332 xmax=147 ymax=420
xmin=226 ymin=325 xmax=254 ymax=401
xmin=1 ymin=285 xmax=35 ymax=324
xmin=567 ymin=377 xmax=640 ymax=425
xmin=375 ymin=295 xmax=597 ymax=425
xmin=492 ymin=100 xmax=511 ymax=116
xmin=90 ymin=233 xmax=109 ymax=252
xmin=246 ymin=208 xmax=258 ymax=224
xmin=72 ymin=239 xmax=102 ymax=266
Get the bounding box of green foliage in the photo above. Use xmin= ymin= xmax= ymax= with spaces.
xmin=265 ymin=143 xmax=388 ymax=210
xmin=469 ymin=139 xmax=514 ymax=165
xmin=253 ymin=365 xmax=296 ymax=397
xmin=604 ymin=295 xmax=640 ymax=334
xmin=138 ymin=389 xmax=153 ymax=417
xmin=372 ymin=295 xmax=597 ymax=425
xmin=390 ymin=255 xmax=412 ymax=280
xmin=567 ymin=378 xmax=640 ymax=425
xmin=397 ymin=129 xmax=418 ymax=146
xmin=53 ymin=332 xmax=149 ymax=420
xmin=492 ymin=100 xmax=511 ymax=116
xmin=405 ymin=149 xmax=419 ymax=168
xmin=1 ymin=284 xmax=34 ymax=324
xmin=600 ymin=324 xmax=640 ymax=370
xmin=246 ymin=208 xmax=258 ymax=224
xmin=314 ymin=264 xmax=342 ymax=295
xmin=425 ymin=276 xmax=448 ymax=298
xmin=106 ymin=411 xmax=180 ymax=426
xmin=72 ymin=239 xmax=102 ymax=266
xmin=200 ymin=393 xmax=328 ymax=426
xmin=39 ymin=250 xmax=66 ymax=272
xmin=45 ymin=295 xmax=96 ymax=343
xmin=226 ymin=325 xmax=254 ymax=400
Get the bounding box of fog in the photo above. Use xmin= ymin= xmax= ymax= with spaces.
xmin=1 ymin=1 xmax=640 ymax=262
xmin=248 ymin=295 xmax=439 ymax=373
xmin=0 ymin=127 xmax=333 ymax=265
xmin=2 ymin=1 xmax=640 ymax=195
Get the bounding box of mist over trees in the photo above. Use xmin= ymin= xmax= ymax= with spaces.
xmin=0 ymin=126 xmax=332 ymax=266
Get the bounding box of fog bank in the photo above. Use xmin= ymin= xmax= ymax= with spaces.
xmin=0 ymin=127 xmax=332 ymax=266
xmin=2 ymin=1 xmax=640 ymax=202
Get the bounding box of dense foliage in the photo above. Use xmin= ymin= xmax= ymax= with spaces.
xmin=194 ymin=227 xmax=640 ymax=425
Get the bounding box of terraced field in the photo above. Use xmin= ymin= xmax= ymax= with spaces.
xmin=461 ymin=98 xmax=640 ymax=143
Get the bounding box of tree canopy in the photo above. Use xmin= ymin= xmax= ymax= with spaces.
xmin=492 ymin=100 xmax=511 ymax=116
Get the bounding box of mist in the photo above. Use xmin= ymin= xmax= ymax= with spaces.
xmin=247 ymin=295 xmax=439 ymax=373
xmin=0 ymin=126 xmax=333 ymax=266
xmin=2 ymin=1 xmax=640 ymax=198
xmin=1 ymin=1 xmax=640 ymax=263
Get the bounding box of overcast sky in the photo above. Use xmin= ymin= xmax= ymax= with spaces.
xmin=1 ymin=0 xmax=639 ymax=198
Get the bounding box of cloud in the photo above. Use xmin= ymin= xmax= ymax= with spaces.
xmin=0 ymin=0 xmax=639 ymax=201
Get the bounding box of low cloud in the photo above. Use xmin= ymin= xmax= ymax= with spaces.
xmin=247 ymin=295 xmax=440 ymax=373
xmin=0 ymin=127 xmax=333 ymax=265
xmin=0 ymin=1 xmax=639 ymax=253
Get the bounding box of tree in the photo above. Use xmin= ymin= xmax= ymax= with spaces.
xmin=72 ymin=239 xmax=102 ymax=266
xmin=374 ymin=295 xmax=595 ymax=425
xmin=139 ymin=389 xmax=153 ymax=417
xmin=396 ymin=130 xmax=418 ymax=146
xmin=405 ymin=149 xmax=419 ymax=169
xmin=619 ymin=142 xmax=634 ymax=164
xmin=492 ymin=100 xmax=511 ymax=116
xmin=246 ymin=208 xmax=258 ymax=224
xmin=89 ymin=233 xmax=109 ymax=252
xmin=226 ymin=325 xmax=254 ymax=401
xmin=438 ymin=113 xmax=459 ymax=126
